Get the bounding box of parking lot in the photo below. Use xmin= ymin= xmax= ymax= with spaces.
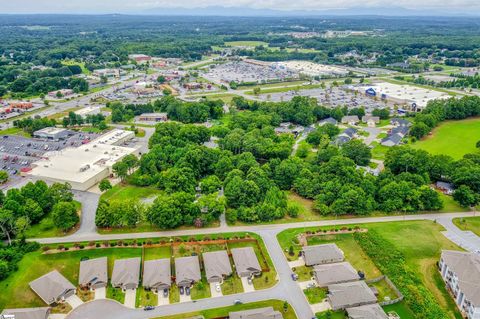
xmin=0 ymin=131 xmax=101 ymax=184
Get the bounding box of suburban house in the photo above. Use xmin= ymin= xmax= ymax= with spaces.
xmin=302 ymin=244 xmax=345 ymax=266
xmin=111 ymin=257 xmax=141 ymax=290
xmin=175 ymin=256 xmax=202 ymax=287
xmin=231 ymin=247 xmax=262 ymax=278
xmin=390 ymin=118 xmax=411 ymax=127
xmin=203 ymin=250 xmax=233 ymax=283
xmin=346 ymin=304 xmax=388 ymax=319
xmin=319 ymin=117 xmax=338 ymax=126
xmin=436 ymin=181 xmax=455 ymax=195
xmin=274 ymin=122 xmax=304 ymax=135
xmin=439 ymin=250 xmax=480 ymax=319
xmin=341 ymin=115 xmax=360 ymax=125
xmin=313 ymin=262 xmax=360 ymax=287
xmin=361 ymin=115 xmax=380 ymax=127
xmin=335 ymin=128 xmax=357 ymax=146
xmin=1 ymin=307 xmax=50 ymax=319
xmin=79 ymin=257 xmax=108 ymax=289
xmin=380 ymin=133 xmax=402 ymax=147
xmin=327 ymin=281 xmax=377 ymax=310
xmin=229 ymin=307 xmax=283 ymax=319
xmin=143 ymin=258 xmax=172 ymax=292
xmin=29 ymin=270 xmax=76 ymax=305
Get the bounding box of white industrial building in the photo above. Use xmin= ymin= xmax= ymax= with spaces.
xmin=33 ymin=127 xmax=71 ymax=140
xmin=29 ymin=129 xmax=137 ymax=191
xmin=74 ymin=106 xmax=102 ymax=117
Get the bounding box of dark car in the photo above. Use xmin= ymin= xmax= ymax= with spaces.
xmin=179 ymin=286 xmax=184 ymax=295
xmin=144 ymin=306 xmax=155 ymax=311
xmin=163 ymin=289 xmax=169 ymax=297
xmin=291 ymin=273 xmax=298 ymax=281
xmin=185 ymin=287 xmax=190 ymax=296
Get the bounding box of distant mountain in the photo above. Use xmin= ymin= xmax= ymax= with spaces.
xmin=144 ymin=5 xmax=474 ymax=17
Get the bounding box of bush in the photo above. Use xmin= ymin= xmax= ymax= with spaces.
xmin=57 ymin=244 xmax=64 ymax=250
xmin=42 ymin=246 xmax=50 ymax=252
xmin=79 ymin=245 xmax=84 ymax=249
xmin=95 ymin=243 xmax=100 ymax=248
xmin=88 ymin=241 xmax=95 ymax=247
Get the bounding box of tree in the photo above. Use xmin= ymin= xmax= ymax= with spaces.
xmin=112 ymin=162 xmax=129 ymax=181
xmin=48 ymin=183 xmax=74 ymax=203
xmin=52 ymin=201 xmax=79 ymax=232
xmin=157 ymin=75 xmax=166 ymax=83
xmin=253 ymin=87 xmax=261 ymax=95
xmin=24 ymin=199 xmax=44 ymax=224
xmin=341 ymin=139 xmax=371 ymax=166
xmin=99 ymin=179 xmax=112 ymax=192
xmin=200 ymin=175 xmax=222 ymax=194
xmin=0 ymin=170 xmax=8 ymax=184
xmin=453 ymin=185 xmax=479 ymax=208
xmin=0 ymin=209 xmax=15 ymax=245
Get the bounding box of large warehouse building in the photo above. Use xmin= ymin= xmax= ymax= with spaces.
xmin=29 ymin=129 xmax=137 ymax=191
xmin=33 ymin=127 xmax=72 ymax=140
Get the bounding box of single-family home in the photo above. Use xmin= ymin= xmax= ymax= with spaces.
xmin=341 ymin=115 xmax=360 ymax=125
xmin=327 ymin=281 xmax=377 ymax=310
xmin=439 ymin=250 xmax=480 ymax=319
xmin=302 ymin=244 xmax=345 ymax=266
xmin=29 ymin=270 xmax=76 ymax=305
xmin=313 ymin=262 xmax=359 ymax=287
xmin=319 ymin=117 xmax=338 ymax=126
xmin=346 ymin=304 xmax=388 ymax=319
xmin=231 ymin=247 xmax=262 ymax=278
xmin=203 ymin=250 xmax=232 ymax=283
xmin=143 ymin=258 xmax=172 ymax=292
xmin=343 ymin=128 xmax=357 ymax=138
xmin=361 ymin=116 xmax=380 ymax=127
xmin=1 ymin=307 xmax=50 ymax=319
xmin=229 ymin=307 xmax=283 ymax=319
xmin=390 ymin=118 xmax=411 ymax=127
xmin=111 ymin=257 xmax=141 ymax=290
xmin=436 ymin=181 xmax=455 ymax=195
xmin=175 ymin=256 xmax=201 ymax=287
xmin=79 ymin=257 xmax=108 ymax=289
xmin=335 ymin=135 xmax=352 ymax=146
xmin=380 ymin=133 xmax=402 ymax=147
xmin=391 ymin=125 xmax=409 ymax=137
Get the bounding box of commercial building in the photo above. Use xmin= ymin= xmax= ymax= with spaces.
xmin=175 ymin=256 xmax=201 ymax=287
xmin=137 ymin=112 xmax=168 ymax=123
xmin=439 ymin=250 xmax=480 ymax=319
xmin=143 ymin=259 xmax=172 ymax=292
xmin=231 ymin=247 xmax=262 ymax=278
xmin=327 ymin=281 xmax=377 ymax=310
xmin=29 ymin=270 xmax=76 ymax=305
xmin=48 ymin=89 xmax=74 ymax=98
xmin=93 ymin=68 xmax=121 ymax=79
xmin=33 ymin=127 xmax=71 ymax=140
xmin=203 ymin=250 xmax=232 ymax=283
xmin=74 ymin=106 xmax=102 ymax=117
xmin=111 ymin=257 xmax=141 ymax=290
xmin=128 ymin=54 xmax=152 ymax=64
xmin=1 ymin=307 xmax=50 ymax=319
xmin=29 ymin=129 xmax=137 ymax=191
xmin=302 ymin=244 xmax=345 ymax=266
xmin=79 ymin=257 xmax=108 ymax=289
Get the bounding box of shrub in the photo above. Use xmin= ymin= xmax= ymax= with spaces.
xmin=57 ymin=244 xmax=64 ymax=250
xmin=95 ymin=243 xmax=100 ymax=248
xmin=42 ymin=246 xmax=50 ymax=252
xmin=79 ymin=245 xmax=84 ymax=249
xmin=88 ymin=241 xmax=95 ymax=247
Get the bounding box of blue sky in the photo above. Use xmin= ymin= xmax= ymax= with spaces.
xmin=1 ymin=0 xmax=479 ymax=14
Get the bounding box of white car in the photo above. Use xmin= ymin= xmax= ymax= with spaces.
xmin=215 ymin=283 xmax=221 ymax=292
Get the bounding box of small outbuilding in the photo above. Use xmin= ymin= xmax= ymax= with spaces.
xmin=203 ymin=250 xmax=232 ymax=283
xmin=143 ymin=258 xmax=172 ymax=292
xmin=79 ymin=257 xmax=108 ymax=289
xmin=231 ymin=247 xmax=262 ymax=278
xmin=29 ymin=270 xmax=76 ymax=305
xmin=302 ymin=244 xmax=345 ymax=266
xmin=111 ymin=257 xmax=141 ymax=290
xmin=175 ymin=256 xmax=201 ymax=287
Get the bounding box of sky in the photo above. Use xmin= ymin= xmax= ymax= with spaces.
xmin=1 ymin=0 xmax=480 ymax=15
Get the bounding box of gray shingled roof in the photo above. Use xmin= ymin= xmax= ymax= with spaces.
xmin=328 ymin=281 xmax=377 ymax=310
xmin=111 ymin=257 xmax=141 ymax=289
xmin=229 ymin=306 xmax=283 ymax=319
xmin=29 ymin=270 xmax=76 ymax=305
xmin=313 ymin=262 xmax=359 ymax=287
xmin=79 ymin=257 xmax=108 ymax=287
xmin=175 ymin=256 xmax=201 ymax=286
xmin=231 ymin=247 xmax=262 ymax=277
xmin=203 ymin=250 xmax=232 ymax=282
xmin=346 ymin=304 xmax=388 ymax=319
xmin=441 ymin=250 xmax=480 ymax=306
xmin=302 ymin=244 xmax=344 ymax=266
xmin=143 ymin=258 xmax=171 ymax=290
xmin=1 ymin=308 xmax=50 ymax=319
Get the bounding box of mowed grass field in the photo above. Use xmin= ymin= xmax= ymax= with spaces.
xmin=453 ymin=216 xmax=480 ymax=236
xmin=411 ymin=118 xmax=480 ymax=159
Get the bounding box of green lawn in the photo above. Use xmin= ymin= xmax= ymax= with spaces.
xmin=25 ymin=201 xmax=82 ymax=238
xmin=0 ymin=247 xmax=142 ymax=310
xmin=316 ymin=310 xmax=346 ymax=319
xmin=169 ymin=284 xmax=180 ymax=304
xmin=383 ymin=301 xmax=416 ymax=319
xmin=136 ymin=287 xmax=157 ymax=307
xmin=100 ymin=184 xmax=162 ymax=202
xmin=277 ymin=220 xmax=464 ymax=318
xmin=144 ymin=246 xmax=172 ymax=260
xmin=453 ymin=216 xmax=480 ymax=236
xmin=153 ymin=299 xmax=297 ymax=319
xmin=107 ymin=287 xmax=125 ymax=304
xmin=221 ymin=275 xmax=244 ymax=295
xmin=0 ymin=126 xmax=30 ymax=137
xmin=438 ymin=192 xmax=469 ymax=213
xmin=369 ymin=278 xmax=398 ymax=303
xmin=190 ymin=278 xmax=211 ymax=300
xmin=411 ymin=118 xmax=480 ymax=159
xmin=292 ymin=265 xmax=313 ymax=281
xmin=304 ymin=287 xmax=327 ymax=304
xmin=370 ymin=141 xmax=391 ymax=160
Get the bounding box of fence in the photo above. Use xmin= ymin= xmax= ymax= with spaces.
xmin=366 ymin=275 xmax=404 ymax=306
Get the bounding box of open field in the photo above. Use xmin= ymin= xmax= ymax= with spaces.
xmin=100 ymin=184 xmax=163 ymax=202
xmin=224 ymin=41 xmax=269 ymax=47
xmin=453 ymin=216 xmax=480 ymax=236
xmin=411 ymin=118 xmax=480 ymax=159
xmin=0 ymin=126 xmax=30 ymax=137
xmin=277 ymin=220 xmax=463 ymax=318
xmin=153 ymin=299 xmax=297 ymax=319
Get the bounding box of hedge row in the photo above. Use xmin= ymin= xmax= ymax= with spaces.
xmin=353 ymin=230 xmax=448 ymax=318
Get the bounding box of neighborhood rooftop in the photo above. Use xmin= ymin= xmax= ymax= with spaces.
xmin=228 ymin=306 xmax=283 ymax=319
xmin=0 ymin=307 xmax=50 ymax=319
xmin=111 ymin=257 xmax=141 ymax=290
xmin=203 ymin=250 xmax=233 ymax=283
xmin=79 ymin=257 xmax=108 ymax=288
xmin=29 ymin=270 xmax=76 ymax=305
xmin=346 ymin=304 xmax=388 ymax=319
xmin=327 ymin=281 xmax=377 ymax=310
xmin=313 ymin=261 xmax=359 ymax=287
xmin=175 ymin=256 xmax=201 ymax=287
xmin=231 ymin=247 xmax=262 ymax=277
xmin=302 ymin=243 xmax=344 ymax=266
xmin=143 ymin=258 xmax=172 ymax=291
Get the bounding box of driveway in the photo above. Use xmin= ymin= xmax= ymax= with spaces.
xmin=72 ymin=191 xmax=100 ymax=236
xmin=65 ymin=295 xmax=84 ymax=309
xmin=310 ymin=301 xmax=331 ymax=313
xmin=240 ymin=277 xmax=255 ymax=293
xmin=288 ymin=259 xmax=305 ymax=268
xmin=94 ymin=287 xmax=106 ymax=299
xmin=157 ymin=293 xmax=170 ymax=306
xmin=210 ymin=282 xmax=223 ymax=297
xmin=298 ymin=280 xmax=316 ymax=290
xmin=124 ymin=289 xmax=136 ymax=309
xmin=179 ymin=293 xmax=192 ymax=303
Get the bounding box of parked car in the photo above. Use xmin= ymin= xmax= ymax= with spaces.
xmin=185 ymin=287 xmax=190 ymax=296
xmin=215 ymin=283 xmax=221 ymax=292
xmin=163 ymin=289 xmax=169 ymax=297
xmin=247 ymin=277 xmax=253 ymax=285
xmin=179 ymin=286 xmax=184 ymax=295
xmin=144 ymin=306 xmax=155 ymax=311
xmin=291 ymin=273 xmax=298 ymax=281
xmin=234 ymin=299 xmax=242 ymax=305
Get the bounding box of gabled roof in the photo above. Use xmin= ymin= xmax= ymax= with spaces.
xmin=231 ymin=247 xmax=261 ymax=276
xmin=79 ymin=257 xmax=108 ymax=286
xmin=111 ymin=257 xmax=141 ymax=287
xmin=29 ymin=270 xmax=75 ymax=305
xmin=320 ymin=117 xmax=338 ymax=125
xmin=229 ymin=306 xmax=283 ymax=319
xmin=314 ymin=262 xmax=359 ymax=286
xmin=343 ymin=128 xmax=357 ymax=137
xmin=346 ymin=304 xmax=388 ymax=319
xmin=361 ymin=116 xmax=380 ymax=123
xmin=1 ymin=307 xmax=50 ymax=319
xmin=175 ymin=256 xmax=201 ymax=284
xmin=342 ymin=115 xmax=359 ymax=122
xmin=328 ymin=281 xmax=377 ymax=310
xmin=143 ymin=258 xmax=171 ymax=288
xmin=302 ymin=244 xmax=344 ymax=266
xmin=381 ymin=133 xmax=402 ymax=145
xmin=441 ymin=250 xmax=480 ymax=306
xmin=203 ymin=250 xmax=232 ymax=281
